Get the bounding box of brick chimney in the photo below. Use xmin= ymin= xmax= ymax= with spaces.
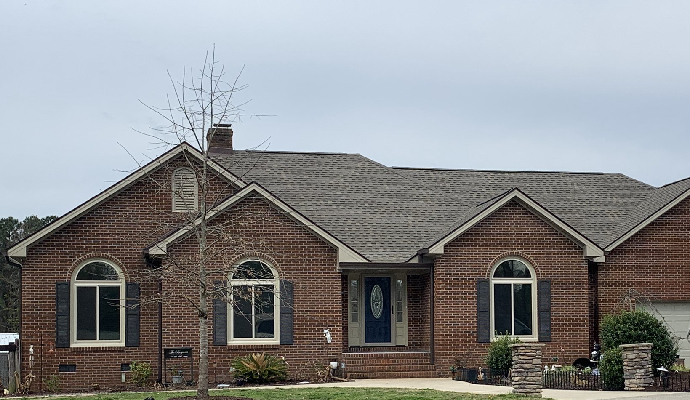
xmin=207 ymin=123 xmax=233 ymax=154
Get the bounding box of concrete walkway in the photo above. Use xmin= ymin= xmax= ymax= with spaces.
xmin=240 ymin=378 xmax=690 ymax=400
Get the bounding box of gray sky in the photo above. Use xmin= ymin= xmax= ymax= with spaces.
xmin=2 ymin=1 xmax=689 ymax=219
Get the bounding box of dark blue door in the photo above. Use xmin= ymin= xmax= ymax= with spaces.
xmin=364 ymin=277 xmax=391 ymax=343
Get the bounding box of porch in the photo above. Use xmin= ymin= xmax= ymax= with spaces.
xmin=340 ymin=262 xmax=436 ymax=378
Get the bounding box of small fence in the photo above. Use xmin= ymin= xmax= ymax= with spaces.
xmin=542 ymin=369 xmax=602 ymax=390
xmin=454 ymin=368 xmax=511 ymax=386
xmin=652 ymin=371 xmax=690 ymax=392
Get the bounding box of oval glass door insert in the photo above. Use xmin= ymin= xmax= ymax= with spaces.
xmin=371 ymin=284 xmax=383 ymax=319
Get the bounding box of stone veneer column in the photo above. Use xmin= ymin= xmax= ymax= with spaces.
xmin=510 ymin=343 xmax=544 ymax=396
xmin=619 ymin=343 xmax=653 ymax=391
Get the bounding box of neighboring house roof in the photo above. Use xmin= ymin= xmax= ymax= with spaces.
xmin=0 ymin=333 xmax=18 ymax=346
xmin=8 ymin=143 xmax=245 ymax=258
xmin=147 ymin=182 xmax=368 ymax=263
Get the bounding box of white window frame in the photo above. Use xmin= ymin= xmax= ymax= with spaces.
xmin=172 ymin=167 xmax=198 ymax=213
xmin=490 ymin=257 xmax=538 ymax=341
xmin=70 ymin=259 xmax=126 ymax=347
xmin=228 ymin=258 xmax=280 ymax=345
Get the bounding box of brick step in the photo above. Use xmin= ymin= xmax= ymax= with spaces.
xmin=344 ymin=358 xmax=429 ymax=366
xmin=346 ymin=364 xmax=437 ymax=372
xmin=347 ymin=370 xmax=439 ymax=379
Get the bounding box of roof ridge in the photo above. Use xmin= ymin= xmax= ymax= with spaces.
xmin=392 ymin=166 xmax=613 ymax=175
xmin=658 ymin=176 xmax=690 ymax=189
xmin=234 ymin=149 xmax=359 ymax=156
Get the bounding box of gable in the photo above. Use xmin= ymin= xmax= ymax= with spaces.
xmin=7 ymin=143 xmax=245 ymax=258
xmin=147 ymin=182 xmax=367 ymax=263
xmin=423 ymin=189 xmax=604 ymax=261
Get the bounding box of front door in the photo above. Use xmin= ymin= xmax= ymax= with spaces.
xmin=364 ymin=277 xmax=391 ymax=344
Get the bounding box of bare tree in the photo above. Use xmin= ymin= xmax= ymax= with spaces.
xmin=136 ymin=48 xmax=277 ymax=400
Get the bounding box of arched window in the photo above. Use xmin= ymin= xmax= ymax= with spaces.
xmin=229 ymin=259 xmax=280 ymax=344
xmin=172 ymin=167 xmax=198 ymax=212
xmin=71 ymin=260 xmax=125 ymax=345
xmin=491 ymin=258 xmax=537 ymax=339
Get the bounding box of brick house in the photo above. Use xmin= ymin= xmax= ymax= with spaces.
xmin=6 ymin=125 xmax=690 ymax=388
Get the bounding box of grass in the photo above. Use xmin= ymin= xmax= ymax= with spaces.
xmin=25 ymin=387 xmax=542 ymax=400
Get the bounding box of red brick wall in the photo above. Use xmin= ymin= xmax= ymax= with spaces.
xmin=433 ymin=200 xmax=590 ymax=374
xmin=18 ymin=154 xmax=239 ymax=391
xmin=599 ymin=196 xmax=690 ymax=325
xmin=407 ymin=274 xmax=431 ymax=350
xmin=164 ymin=194 xmax=340 ymax=382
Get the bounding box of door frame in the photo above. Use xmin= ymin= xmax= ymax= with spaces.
xmin=348 ymin=272 xmax=407 ymax=347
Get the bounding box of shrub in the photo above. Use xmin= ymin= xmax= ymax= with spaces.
xmin=231 ymin=353 xmax=288 ymax=384
xmin=599 ymin=347 xmax=624 ymax=390
xmin=600 ymin=310 xmax=678 ymax=372
xmin=43 ymin=374 xmax=59 ymax=393
xmin=485 ymin=334 xmax=521 ymax=371
xmin=129 ymin=361 xmax=152 ymax=387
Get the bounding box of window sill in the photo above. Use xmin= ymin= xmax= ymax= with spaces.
xmin=68 ymin=345 xmax=126 ymax=352
xmin=225 ymin=343 xmax=281 ymax=350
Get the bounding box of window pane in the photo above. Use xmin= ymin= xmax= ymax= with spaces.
xmin=493 ymin=260 xmax=531 ymax=279
xmin=234 ymin=261 xmax=273 ymax=279
xmin=494 ymin=284 xmax=512 ymax=335
xmin=350 ymin=280 xmax=358 ymax=323
xmin=513 ymin=284 xmax=532 ymax=336
xmin=396 ymin=279 xmax=403 ymax=323
xmin=77 ymin=262 xmax=119 ymax=280
xmin=254 ymin=285 xmax=274 ymax=338
xmin=233 ymin=286 xmax=253 ymax=338
xmin=76 ymin=287 xmax=97 ymax=340
xmin=99 ymin=286 xmax=121 ymax=340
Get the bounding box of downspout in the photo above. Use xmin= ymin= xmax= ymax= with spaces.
xmin=158 ymin=279 xmax=163 ymax=384
xmin=429 ymin=263 xmax=435 ymax=365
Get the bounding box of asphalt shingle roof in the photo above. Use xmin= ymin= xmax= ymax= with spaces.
xmin=214 ymin=150 xmax=682 ymax=263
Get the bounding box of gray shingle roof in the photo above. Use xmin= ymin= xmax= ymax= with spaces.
xmin=214 ymin=150 xmax=679 ymax=262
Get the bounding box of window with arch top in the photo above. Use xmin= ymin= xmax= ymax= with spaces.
xmin=71 ymin=260 xmax=125 ymax=345
xmin=172 ymin=167 xmax=198 ymax=212
xmin=229 ymin=259 xmax=280 ymax=344
xmin=491 ymin=258 xmax=537 ymax=339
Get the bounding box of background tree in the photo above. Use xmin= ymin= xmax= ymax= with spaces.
xmin=0 ymin=215 xmax=57 ymax=332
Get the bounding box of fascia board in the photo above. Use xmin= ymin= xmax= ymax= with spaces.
xmin=427 ymin=190 xmax=604 ymax=259
xmin=7 ymin=143 xmax=246 ymax=258
xmin=148 ymin=183 xmax=368 ymax=263
xmin=605 ymin=188 xmax=690 ymax=252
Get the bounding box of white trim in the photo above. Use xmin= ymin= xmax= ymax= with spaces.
xmin=7 ymin=143 xmax=246 ymax=258
xmin=227 ymin=258 xmax=280 ymax=345
xmin=70 ymin=259 xmax=126 ymax=347
xmin=427 ymin=189 xmax=605 ymax=261
xmin=490 ymin=257 xmax=538 ymax=341
xmin=605 ymin=188 xmax=690 ymax=252
xmin=148 ymin=182 xmax=368 ymax=263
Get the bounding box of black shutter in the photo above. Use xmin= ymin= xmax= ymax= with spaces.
xmin=538 ymin=279 xmax=552 ymax=342
xmin=477 ymin=278 xmax=490 ymax=343
xmin=125 ymin=283 xmax=140 ymax=347
xmin=213 ymin=280 xmax=227 ymax=346
xmin=280 ymin=280 xmax=294 ymax=345
xmin=55 ymin=282 xmax=70 ymax=348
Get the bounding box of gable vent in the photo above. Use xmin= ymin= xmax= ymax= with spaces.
xmin=172 ymin=167 xmax=198 ymax=212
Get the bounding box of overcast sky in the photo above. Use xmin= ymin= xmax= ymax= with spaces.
xmin=1 ymin=1 xmax=689 ymax=219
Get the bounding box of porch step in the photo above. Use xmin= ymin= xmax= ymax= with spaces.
xmin=342 ymin=352 xmax=439 ymax=379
